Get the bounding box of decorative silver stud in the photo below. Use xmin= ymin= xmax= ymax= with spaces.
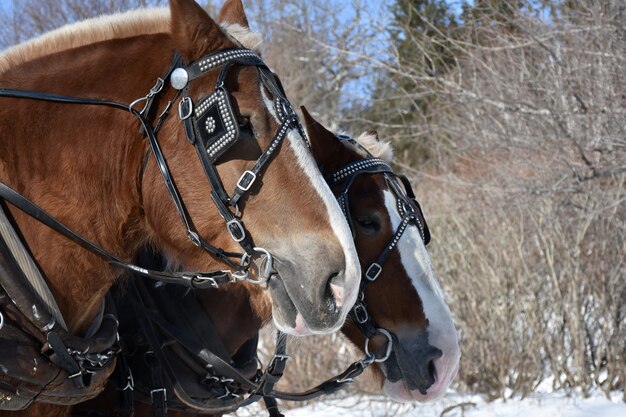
xmin=205 ymin=117 xmax=216 ymax=134
xmin=171 ymin=68 xmax=189 ymax=90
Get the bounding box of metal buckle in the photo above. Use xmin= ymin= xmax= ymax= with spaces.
xmin=187 ymin=230 xmax=202 ymax=247
xmin=188 ymin=275 xmax=219 ymax=289
xmin=0 ymin=311 xmax=4 ymax=331
xmin=216 ymin=387 xmax=233 ymax=400
xmin=150 ymin=77 xmax=165 ymax=96
xmin=336 ymin=376 xmax=355 ymax=384
xmin=365 ymin=263 xmax=382 ymax=281
xmin=41 ymin=318 xmax=56 ymax=333
xmin=226 ymin=219 xmax=246 ymax=243
xmin=150 ymin=387 xmax=167 ymax=401
xmin=279 ymin=99 xmax=295 ymax=118
xmin=128 ymin=78 xmax=164 ymax=115
xmin=178 ymin=96 xmax=193 ymax=120
xmin=364 ymin=328 xmax=393 ymax=363
xmin=353 ymin=303 xmax=369 ymax=324
xmin=68 ymin=369 xmax=87 ymax=380
xmin=268 ymin=354 xmax=290 ymax=373
xmin=236 ymin=170 xmax=257 ymax=192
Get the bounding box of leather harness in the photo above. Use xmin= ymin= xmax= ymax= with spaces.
xmin=0 ymin=43 xmax=435 ymax=414
xmin=0 ymin=47 xmax=308 ymax=410
xmin=74 ymin=137 xmax=434 ymax=417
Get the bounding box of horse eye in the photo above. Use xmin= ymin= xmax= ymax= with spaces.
xmin=238 ymin=116 xmax=252 ymax=129
xmin=355 ymin=215 xmax=381 ymax=234
xmin=238 ymin=116 xmax=256 ymax=138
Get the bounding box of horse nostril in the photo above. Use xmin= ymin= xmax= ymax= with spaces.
xmin=428 ymin=359 xmax=437 ymax=382
xmin=326 ymin=271 xmax=345 ymax=310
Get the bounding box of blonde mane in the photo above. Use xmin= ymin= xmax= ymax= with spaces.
xmin=0 ymin=7 xmax=263 ymax=74
xmin=355 ymin=131 xmax=394 ymax=162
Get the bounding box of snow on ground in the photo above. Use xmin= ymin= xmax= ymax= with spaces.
xmin=235 ymin=390 xmax=625 ymax=417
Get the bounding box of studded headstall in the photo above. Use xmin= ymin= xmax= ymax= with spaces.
xmin=165 ymin=48 xmax=305 ymax=283
xmin=327 ymin=135 xmax=431 ymax=362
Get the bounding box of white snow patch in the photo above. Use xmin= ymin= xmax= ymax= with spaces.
xmin=233 ymin=390 xmax=625 ymax=417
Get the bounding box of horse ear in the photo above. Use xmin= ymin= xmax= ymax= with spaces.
xmin=300 ymin=106 xmax=342 ymax=166
xmin=169 ymin=0 xmax=232 ymax=62
xmin=217 ymin=0 xmax=250 ymax=27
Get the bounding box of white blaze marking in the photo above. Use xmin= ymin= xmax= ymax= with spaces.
xmin=382 ymin=190 xmax=460 ymax=399
xmin=382 ymin=190 xmax=457 ymax=351
xmin=261 ymin=90 xmax=360 ymax=326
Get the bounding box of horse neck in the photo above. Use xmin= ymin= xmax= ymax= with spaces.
xmin=0 ymin=34 xmax=174 ymax=334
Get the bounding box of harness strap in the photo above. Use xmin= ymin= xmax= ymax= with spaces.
xmin=230 ymin=114 xmax=298 ymax=206
xmin=262 ymin=396 xmax=285 ymax=417
xmin=0 ymin=203 xmax=67 ymax=329
xmin=113 ymin=341 xmax=135 ymax=417
xmin=0 ymin=183 xmax=235 ymax=288
xmin=145 ymin=351 xmax=167 ymax=417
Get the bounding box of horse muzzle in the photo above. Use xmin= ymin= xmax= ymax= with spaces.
xmin=382 ymin=330 xmax=460 ymax=402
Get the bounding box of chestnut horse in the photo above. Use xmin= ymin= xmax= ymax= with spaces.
xmin=0 ymin=1 xmax=361 ymax=416
xmin=78 ymin=110 xmax=460 ymax=416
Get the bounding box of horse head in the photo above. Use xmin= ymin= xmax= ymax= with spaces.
xmin=142 ymin=0 xmax=360 ymax=336
xmin=302 ymin=108 xmax=460 ymax=402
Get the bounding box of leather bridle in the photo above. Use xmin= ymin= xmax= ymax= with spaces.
xmin=160 ymin=48 xmax=308 ymax=283
xmin=0 ymin=47 xmax=306 ymax=287
xmin=327 ymin=134 xmax=431 ymax=364
xmin=89 ymin=135 xmax=435 ymax=417
xmin=0 ymin=47 xmax=307 ymax=408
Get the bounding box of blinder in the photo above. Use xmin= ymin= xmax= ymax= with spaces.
xmin=193 ymin=88 xmax=240 ymax=162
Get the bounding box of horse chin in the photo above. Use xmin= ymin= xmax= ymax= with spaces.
xmin=266 ymin=274 xmax=344 ymax=336
xmin=383 ymin=356 xmax=460 ymax=403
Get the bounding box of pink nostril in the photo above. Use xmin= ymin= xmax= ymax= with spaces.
xmin=330 ymin=283 xmax=344 ymax=308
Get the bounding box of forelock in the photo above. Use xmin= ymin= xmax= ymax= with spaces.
xmin=356 ymin=132 xmax=394 ymax=162
xmin=221 ymin=23 xmax=263 ymax=52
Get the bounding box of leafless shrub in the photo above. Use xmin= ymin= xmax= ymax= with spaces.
xmin=343 ymin=0 xmax=625 ymax=400
xmin=1 ymin=0 xmax=623 ymax=404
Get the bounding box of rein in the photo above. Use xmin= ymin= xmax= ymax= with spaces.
xmin=0 ymin=46 xmax=307 ymax=409
xmin=93 ymin=135 xmax=434 ymax=417
xmin=0 ymin=46 xmax=306 ymax=288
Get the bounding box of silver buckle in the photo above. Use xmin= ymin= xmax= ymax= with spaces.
xmin=226 ymin=219 xmax=246 ymax=243
xmin=236 ymin=170 xmax=257 ymax=192
xmin=40 ymin=318 xmax=56 ymax=332
xmin=364 ymin=328 xmax=393 ymax=363
xmin=150 ymin=387 xmax=167 ymax=401
xmin=187 ymin=230 xmax=202 ymax=247
xmin=187 ymin=275 xmax=219 ymax=289
xmin=353 ymin=303 xmax=369 ymax=324
xmin=178 ymin=96 xmax=193 ymax=120
xmin=365 ymin=263 xmax=382 ymax=281
xmin=150 ymin=77 xmax=165 ymax=96
xmin=0 ymin=311 xmax=4 ymax=331
xmin=336 ymin=376 xmax=355 ymax=384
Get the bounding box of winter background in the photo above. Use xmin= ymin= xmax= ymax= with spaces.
xmin=1 ymin=0 xmax=623 ymax=416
